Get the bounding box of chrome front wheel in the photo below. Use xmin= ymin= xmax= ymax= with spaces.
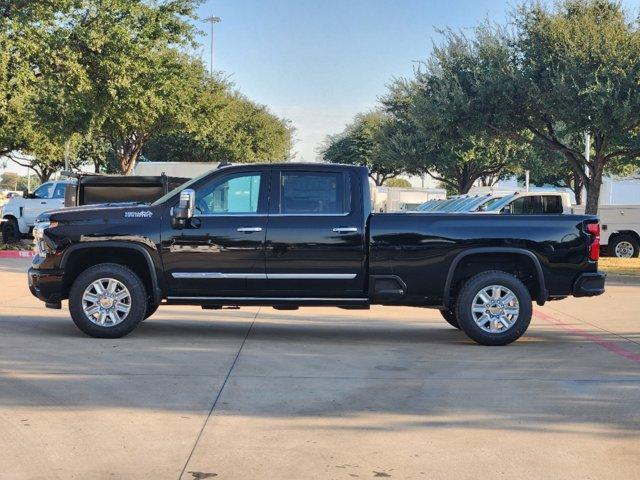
xmin=82 ymin=278 xmax=131 ymax=326
xmin=70 ymin=263 xmax=146 ymax=338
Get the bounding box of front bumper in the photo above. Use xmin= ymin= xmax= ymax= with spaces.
xmin=573 ymin=272 xmax=606 ymax=297
xmin=28 ymin=267 xmax=64 ymax=308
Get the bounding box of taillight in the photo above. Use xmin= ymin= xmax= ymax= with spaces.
xmin=586 ymin=222 xmax=600 ymax=261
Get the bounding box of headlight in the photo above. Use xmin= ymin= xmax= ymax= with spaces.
xmin=33 ymin=221 xmax=58 ymax=255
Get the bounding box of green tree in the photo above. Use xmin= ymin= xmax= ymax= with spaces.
xmin=320 ymin=111 xmax=407 ymax=186
xmin=59 ymin=0 xmax=204 ymax=174
xmin=380 ymin=79 xmax=526 ymax=194
xmin=384 ymin=177 xmax=411 ymax=188
xmin=420 ymin=0 xmax=640 ymax=213
xmin=143 ymin=81 xmax=293 ymax=164
xmin=0 ymin=172 xmax=18 ymax=190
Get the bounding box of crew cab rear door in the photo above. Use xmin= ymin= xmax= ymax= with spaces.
xmin=264 ymin=167 xmax=366 ymax=297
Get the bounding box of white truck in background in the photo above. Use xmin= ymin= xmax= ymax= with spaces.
xmin=573 ymin=204 xmax=640 ymax=258
xmin=1 ymin=180 xmax=74 ymax=243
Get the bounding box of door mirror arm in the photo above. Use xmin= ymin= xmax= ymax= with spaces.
xmin=171 ymin=189 xmax=195 ymax=229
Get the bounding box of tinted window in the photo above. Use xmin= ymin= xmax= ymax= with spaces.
xmin=33 ymin=183 xmax=53 ymax=199
xmin=52 ymin=183 xmax=67 ymax=199
xmin=195 ymin=173 xmax=261 ymax=214
xmin=541 ymin=195 xmax=563 ymax=214
xmin=280 ymin=172 xmax=348 ymax=214
xmin=507 ymin=196 xmax=540 ymax=214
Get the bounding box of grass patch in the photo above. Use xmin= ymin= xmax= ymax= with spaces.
xmin=599 ymin=257 xmax=640 ymax=276
xmin=0 ymin=240 xmax=33 ymax=251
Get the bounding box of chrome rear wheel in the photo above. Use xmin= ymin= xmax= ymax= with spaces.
xmin=471 ymin=284 xmax=519 ymax=334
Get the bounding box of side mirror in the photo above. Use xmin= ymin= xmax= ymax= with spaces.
xmin=501 ymin=205 xmax=512 ymax=215
xmin=478 ymin=204 xmax=488 ymax=212
xmin=172 ymin=188 xmax=195 ymax=228
xmin=64 ymin=184 xmax=77 ymax=207
xmin=22 ymin=190 xmax=30 ymax=199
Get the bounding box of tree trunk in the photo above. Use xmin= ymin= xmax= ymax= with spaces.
xmin=116 ymin=133 xmax=148 ymax=175
xmin=458 ymin=177 xmax=475 ymax=194
xmin=572 ymin=170 xmax=583 ymax=205
xmin=369 ymin=173 xmax=384 ymax=186
xmin=37 ymin=169 xmax=52 ymax=183
xmin=584 ymin=158 xmax=605 ymax=215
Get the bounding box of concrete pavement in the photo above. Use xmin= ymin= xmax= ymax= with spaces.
xmin=1 ymin=258 xmax=638 ymax=480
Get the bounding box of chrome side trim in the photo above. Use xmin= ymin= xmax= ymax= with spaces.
xmin=167 ymin=296 xmax=369 ymax=302
xmin=236 ymin=227 xmax=263 ymax=232
xmin=172 ymin=272 xmax=358 ymax=280
xmin=194 ymin=214 xmax=268 ymax=217
xmin=267 ymin=273 xmax=357 ymax=279
xmin=172 ymin=272 xmax=267 ymax=279
xmin=269 ymin=213 xmax=350 ymax=217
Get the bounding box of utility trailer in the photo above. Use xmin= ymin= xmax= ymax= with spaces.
xmin=63 ymin=172 xmax=189 ymax=207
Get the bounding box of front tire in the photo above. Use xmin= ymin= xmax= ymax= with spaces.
xmin=439 ymin=308 xmax=460 ymax=329
xmin=69 ymin=263 xmax=147 ymax=338
xmin=2 ymin=218 xmax=20 ymax=243
xmin=144 ymin=301 xmax=159 ymax=320
xmin=609 ymin=235 xmax=639 ymax=258
xmin=455 ymin=271 xmax=532 ymax=346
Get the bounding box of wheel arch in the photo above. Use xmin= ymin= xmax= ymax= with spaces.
xmin=608 ymin=230 xmax=640 ymax=245
xmin=443 ymin=248 xmax=547 ymax=309
xmin=60 ymin=242 xmax=163 ymax=305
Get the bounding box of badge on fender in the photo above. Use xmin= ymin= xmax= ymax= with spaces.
xmin=124 ymin=211 xmax=153 ymax=218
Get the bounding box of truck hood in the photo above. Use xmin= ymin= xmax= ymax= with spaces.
xmin=36 ymin=202 xmax=155 ymax=223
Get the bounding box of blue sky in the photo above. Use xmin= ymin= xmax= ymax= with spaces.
xmin=194 ymin=0 xmax=640 ymax=161
xmin=2 ymin=0 xmax=639 ymax=176
xmin=194 ymin=0 xmax=520 ymax=161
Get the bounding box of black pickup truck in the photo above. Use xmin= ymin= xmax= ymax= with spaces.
xmin=28 ymin=163 xmax=605 ymax=345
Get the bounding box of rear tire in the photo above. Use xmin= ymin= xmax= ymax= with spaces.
xmin=69 ymin=263 xmax=147 ymax=338
xmin=439 ymin=308 xmax=460 ymax=329
xmin=455 ymin=271 xmax=532 ymax=346
xmin=2 ymin=218 xmax=20 ymax=244
xmin=609 ymin=235 xmax=639 ymax=258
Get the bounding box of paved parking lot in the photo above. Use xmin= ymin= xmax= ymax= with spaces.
xmin=1 ymin=258 xmax=639 ymax=480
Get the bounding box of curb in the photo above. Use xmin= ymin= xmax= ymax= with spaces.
xmin=0 ymin=250 xmax=35 ymax=258
xmin=605 ymin=274 xmax=640 ymax=286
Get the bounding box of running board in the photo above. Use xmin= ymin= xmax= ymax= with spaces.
xmin=166 ymin=296 xmax=370 ymax=307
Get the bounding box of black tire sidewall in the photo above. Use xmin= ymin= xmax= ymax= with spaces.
xmin=439 ymin=308 xmax=460 ymax=329
xmin=144 ymin=301 xmax=159 ymax=320
xmin=2 ymin=219 xmax=20 ymax=243
xmin=456 ymin=271 xmax=532 ymax=346
xmin=611 ymin=235 xmax=639 ymax=258
xmin=69 ymin=263 xmax=147 ymax=338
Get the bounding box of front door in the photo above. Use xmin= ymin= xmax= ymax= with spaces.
xmin=264 ymin=168 xmax=366 ymax=297
xmin=23 ymin=182 xmax=55 ymax=226
xmin=161 ymin=170 xmax=268 ymax=297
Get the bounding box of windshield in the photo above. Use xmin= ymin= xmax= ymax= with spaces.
xmin=484 ymin=194 xmax=517 ymax=212
xmin=151 ymin=169 xmax=214 ymax=206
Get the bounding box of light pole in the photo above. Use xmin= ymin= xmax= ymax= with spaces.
xmin=203 ymin=15 xmax=221 ymax=76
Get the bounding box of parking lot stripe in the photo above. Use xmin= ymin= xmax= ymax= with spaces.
xmin=177 ymin=306 xmax=261 ymax=480
xmin=534 ymin=308 xmax=640 ymax=364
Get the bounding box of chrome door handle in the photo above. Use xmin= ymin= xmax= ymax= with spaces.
xmin=237 ymin=227 xmax=263 ymax=233
xmin=332 ymin=227 xmax=358 ymax=233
